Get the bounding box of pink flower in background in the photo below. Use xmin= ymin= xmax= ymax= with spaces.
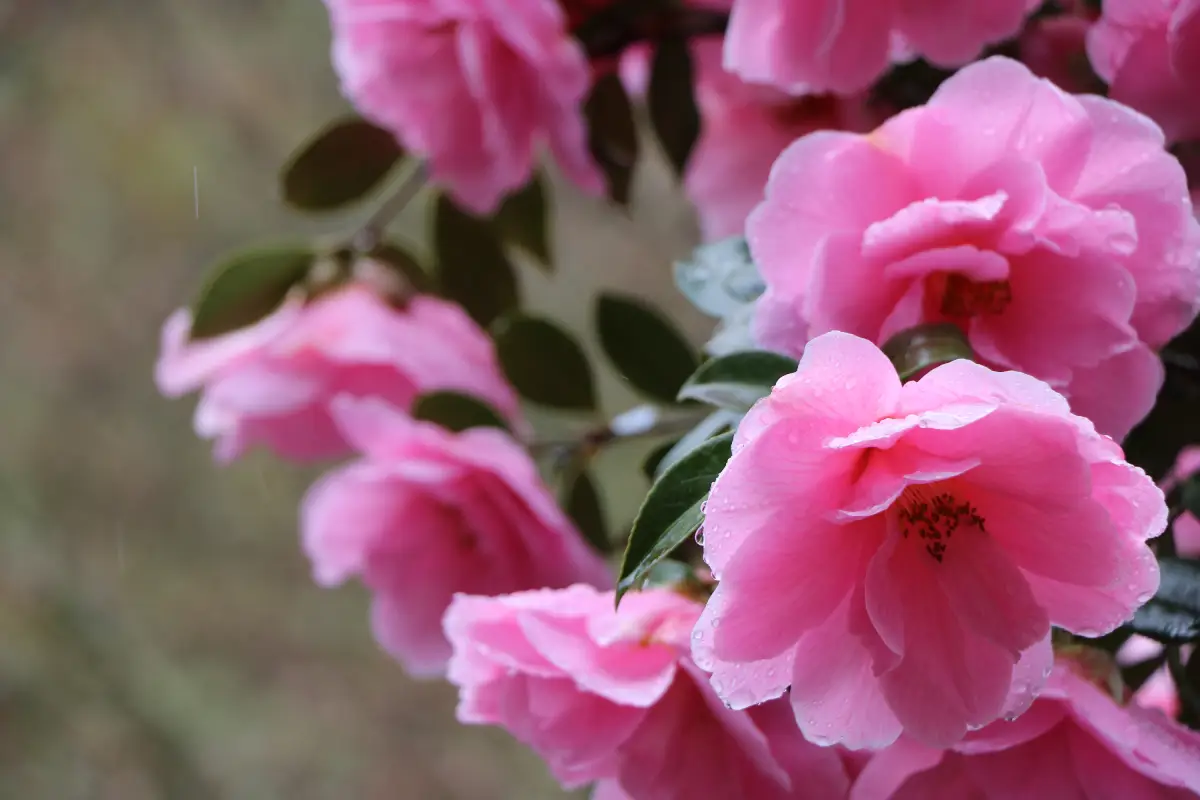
xmin=749 ymin=57 xmax=1200 ymax=440
xmin=324 ymin=0 xmax=602 ymax=214
xmin=850 ymin=656 xmax=1200 ymax=799
xmin=302 ymin=398 xmax=608 ymax=676
xmin=1017 ymin=9 xmax=1103 ymax=95
xmin=1164 ymin=445 xmax=1200 ymax=552
xmin=693 ymin=332 xmax=1165 ymax=749
xmin=445 ymin=585 xmax=852 ymax=798
xmin=622 ymin=38 xmax=873 ymax=241
xmin=723 ymin=0 xmax=1040 ymax=95
xmin=1088 ymin=0 xmax=1200 ymax=144
xmin=155 ymin=285 xmax=521 ymax=462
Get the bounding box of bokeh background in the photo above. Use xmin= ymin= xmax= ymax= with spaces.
xmin=0 ymin=2 xmax=711 ymax=797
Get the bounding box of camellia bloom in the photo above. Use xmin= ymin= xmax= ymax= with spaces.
xmin=723 ymin=0 xmax=1040 ymax=95
xmin=1088 ymin=0 xmax=1200 ymax=144
xmin=693 ymin=331 xmax=1165 ymax=748
xmin=155 ymin=284 xmax=521 ymax=462
xmin=302 ymin=398 xmax=608 ymax=676
xmin=850 ymin=655 xmax=1200 ymax=799
xmin=445 ymin=585 xmax=852 ymax=798
xmin=1018 ymin=9 xmax=1103 ymax=96
xmin=325 ymin=0 xmax=602 ymax=214
xmin=749 ymin=57 xmax=1200 ymax=440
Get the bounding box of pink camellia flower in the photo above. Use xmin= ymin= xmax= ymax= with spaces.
xmin=693 ymin=331 xmax=1165 ymax=749
xmin=302 ymin=397 xmax=608 ymax=676
xmin=1088 ymin=0 xmax=1200 ymax=145
xmin=1018 ymin=10 xmax=1103 ymax=95
xmin=155 ymin=284 xmax=521 ymax=462
xmin=622 ymin=37 xmax=873 ymax=241
xmin=444 ymin=585 xmax=852 ymax=798
xmin=748 ymin=56 xmax=1200 ymax=440
xmin=723 ymin=0 xmax=1040 ymax=95
xmin=850 ymin=655 xmax=1200 ymax=799
xmin=325 ymin=0 xmax=602 ymax=214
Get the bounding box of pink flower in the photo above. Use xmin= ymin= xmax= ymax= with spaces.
xmin=1117 ymin=635 xmax=1181 ymax=719
xmin=1017 ymin=11 xmax=1102 ymax=95
xmin=692 ymin=331 xmax=1165 ymax=749
xmin=302 ymin=398 xmax=608 ymax=676
xmin=155 ymin=284 xmax=521 ymax=462
xmin=324 ymin=0 xmax=602 ymax=214
xmin=748 ymin=56 xmax=1200 ymax=440
xmin=1164 ymin=445 xmax=1200 ymax=553
xmin=1088 ymin=0 xmax=1200 ymax=145
xmin=444 ymin=585 xmax=852 ymax=798
xmin=723 ymin=0 xmax=1040 ymax=95
xmin=850 ymin=656 xmax=1200 ymax=799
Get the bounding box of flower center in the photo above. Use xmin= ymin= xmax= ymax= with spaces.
xmin=896 ymin=486 xmax=987 ymax=563
xmin=928 ymin=273 xmax=1013 ymax=319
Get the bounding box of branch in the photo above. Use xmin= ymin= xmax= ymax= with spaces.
xmin=352 ymin=162 xmax=429 ymax=253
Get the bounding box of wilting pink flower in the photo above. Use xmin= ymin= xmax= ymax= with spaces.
xmin=693 ymin=331 xmax=1165 ymax=749
xmin=156 ymin=284 xmax=520 ymax=462
xmin=445 ymin=585 xmax=851 ymax=798
xmin=622 ymin=38 xmax=872 ymax=241
xmin=850 ymin=655 xmax=1200 ymax=799
xmin=325 ymin=0 xmax=602 ymax=214
xmin=1088 ymin=0 xmax=1200 ymax=144
xmin=749 ymin=56 xmax=1200 ymax=440
xmin=723 ymin=0 xmax=1040 ymax=95
xmin=303 ymin=398 xmax=608 ymax=676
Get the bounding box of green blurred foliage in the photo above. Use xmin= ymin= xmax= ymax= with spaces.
xmin=0 ymin=1 xmax=710 ymax=797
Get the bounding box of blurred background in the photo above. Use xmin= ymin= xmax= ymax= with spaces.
xmin=0 ymin=1 xmax=710 ymax=797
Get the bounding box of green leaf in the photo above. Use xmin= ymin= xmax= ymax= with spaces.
xmin=648 ymin=36 xmax=701 ymax=177
xmin=493 ymin=313 xmax=595 ymax=410
xmin=190 ymin=245 xmax=315 ymax=340
xmin=617 ymin=432 xmax=734 ymax=601
xmin=674 ymin=236 xmax=764 ymax=318
xmin=281 ymin=116 xmax=405 ymax=210
xmin=412 ymin=391 xmax=509 ymax=433
xmin=493 ymin=174 xmax=551 ymax=268
xmin=678 ymin=350 xmax=798 ymax=411
xmin=882 ymin=323 xmax=975 ymax=381
xmin=585 ymin=73 xmax=639 ymax=207
xmin=653 ymin=410 xmax=737 ymax=477
xmin=366 ymin=240 xmax=435 ymax=294
xmin=564 ymin=470 xmax=609 ymax=553
xmin=1129 ymin=558 xmax=1200 ymax=643
xmin=596 ymin=293 xmax=699 ymax=403
xmin=434 ymin=194 xmax=520 ymax=327
xmin=642 ymin=439 xmax=679 ymax=480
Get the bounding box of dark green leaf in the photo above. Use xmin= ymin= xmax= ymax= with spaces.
xmin=648 ymin=36 xmax=701 ymax=176
xmin=190 ymin=245 xmax=315 ymax=340
xmin=366 ymin=240 xmax=435 ymax=294
xmin=412 ymin=391 xmax=509 ymax=433
xmin=585 ymin=73 xmax=638 ymax=207
xmin=596 ymin=293 xmax=699 ymax=403
xmin=281 ymin=116 xmax=404 ymax=210
xmin=678 ymin=350 xmax=798 ymax=411
xmin=882 ymin=323 xmax=975 ymax=381
xmin=1129 ymin=558 xmax=1200 ymax=643
xmin=493 ymin=313 xmax=595 ymax=410
xmin=565 ymin=470 xmax=609 ymax=553
xmin=617 ymin=432 xmax=734 ymax=601
xmin=653 ymin=410 xmax=737 ymax=477
xmin=493 ymin=174 xmax=551 ymax=268
xmin=434 ymin=194 xmax=520 ymax=327
xmin=642 ymin=439 xmax=679 ymax=480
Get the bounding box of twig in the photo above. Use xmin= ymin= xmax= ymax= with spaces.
xmin=353 ymin=162 xmax=430 ymax=253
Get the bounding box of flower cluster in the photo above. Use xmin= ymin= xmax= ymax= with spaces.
xmin=156 ymin=0 xmax=1200 ymax=797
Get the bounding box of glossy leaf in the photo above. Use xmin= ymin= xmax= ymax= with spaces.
xmin=642 ymin=439 xmax=679 ymax=480
xmin=882 ymin=323 xmax=975 ymax=381
xmin=596 ymin=293 xmax=699 ymax=403
xmin=648 ymin=36 xmax=701 ymax=176
xmin=585 ymin=73 xmax=638 ymax=207
xmin=434 ymin=194 xmax=520 ymax=327
xmin=366 ymin=240 xmax=435 ymax=294
xmin=617 ymin=432 xmax=734 ymax=601
xmin=673 ymin=236 xmax=764 ymax=318
xmin=412 ymin=391 xmax=509 ymax=433
xmin=493 ymin=174 xmax=551 ymax=268
xmin=678 ymin=350 xmax=798 ymax=411
xmin=564 ymin=469 xmax=609 ymax=553
xmin=493 ymin=314 xmax=595 ymax=410
xmin=281 ymin=116 xmax=404 ymax=210
xmin=653 ymin=410 xmax=738 ymax=477
xmin=1129 ymin=558 xmax=1200 ymax=643
xmin=190 ymin=244 xmax=314 ymax=340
